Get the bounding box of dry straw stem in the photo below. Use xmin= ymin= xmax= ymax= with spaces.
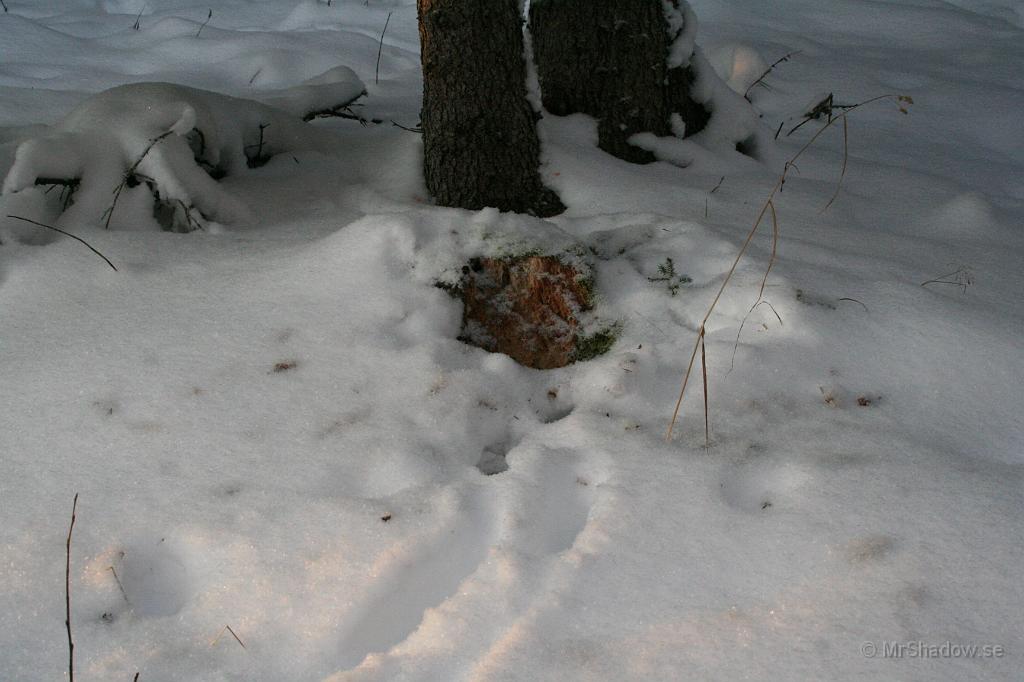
xmin=666 ymin=94 xmax=910 ymax=442
xmin=210 ymin=624 xmax=247 ymax=650
xmin=744 ymin=50 xmax=801 ymax=100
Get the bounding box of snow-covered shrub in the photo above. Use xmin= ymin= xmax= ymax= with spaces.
xmin=1 ymin=67 xmax=364 ymax=232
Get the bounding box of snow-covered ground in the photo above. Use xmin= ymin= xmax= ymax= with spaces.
xmin=1 ymin=0 xmax=1022 ymax=679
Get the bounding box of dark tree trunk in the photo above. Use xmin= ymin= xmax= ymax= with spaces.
xmin=417 ymin=0 xmax=564 ymax=217
xmin=529 ymin=0 xmax=709 ymax=164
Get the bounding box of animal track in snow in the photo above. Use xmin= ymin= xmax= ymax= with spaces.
xmin=330 ymin=441 xmax=600 ymax=675
xmin=118 ymin=538 xmax=192 ymax=617
xmin=720 ymin=457 xmax=810 ymax=513
xmin=476 ymin=440 xmax=510 ymax=476
xmin=333 ymin=485 xmax=495 ymax=670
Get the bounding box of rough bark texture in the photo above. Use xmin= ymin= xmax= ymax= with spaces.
xmin=458 ymin=256 xmax=591 ymax=370
xmin=530 ymin=0 xmax=709 ymax=163
xmin=418 ymin=0 xmax=564 ymax=217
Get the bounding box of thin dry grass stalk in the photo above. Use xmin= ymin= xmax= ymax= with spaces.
xmin=66 ymin=493 xmax=79 ymax=682
xmin=210 ymin=624 xmax=247 ymax=650
xmin=666 ymin=94 xmax=909 ymax=442
xmin=6 ymin=215 xmax=118 ymax=271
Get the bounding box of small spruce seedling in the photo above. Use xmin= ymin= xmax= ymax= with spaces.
xmin=648 ymin=257 xmax=691 ymax=296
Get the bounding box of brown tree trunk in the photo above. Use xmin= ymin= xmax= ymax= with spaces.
xmin=529 ymin=0 xmax=709 ymax=164
xmin=417 ymin=0 xmax=564 ymax=217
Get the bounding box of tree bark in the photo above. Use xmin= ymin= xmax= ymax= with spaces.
xmin=418 ymin=0 xmax=564 ymax=217
xmin=529 ymin=0 xmax=709 ymax=163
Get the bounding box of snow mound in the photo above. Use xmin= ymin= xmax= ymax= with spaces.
xmin=705 ymin=43 xmax=770 ymax=95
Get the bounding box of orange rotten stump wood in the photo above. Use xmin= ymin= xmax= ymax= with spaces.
xmin=458 ymin=255 xmax=593 ymax=370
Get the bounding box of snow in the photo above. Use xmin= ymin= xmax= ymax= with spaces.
xmin=1 ymin=1 xmax=1023 ymax=681
xmin=663 ymin=0 xmax=700 ymax=69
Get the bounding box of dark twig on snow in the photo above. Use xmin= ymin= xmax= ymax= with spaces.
xmin=1 ymin=0 xmax=8 ymax=13
xmin=304 ymin=104 xmax=381 ymax=125
xmin=103 ymin=128 xmax=174 ymax=229
xmin=132 ymin=5 xmax=145 ymax=30
xmin=837 ymin=297 xmax=869 ymax=311
xmin=921 ymin=265 xmax=973 ymax=293
xmin=175 ymin=200 xmax=204 ymax=232
xmin=35 ymin=177 xmax=80 ymax=211
xmin=376 ymin=12 xmax=392 ymax=85
xmin=391 ymin=120 xmax=423 ymax=134
xmin=66 ymin=494 xmax=79 ymax=682
xmin=244 ymin=123 xmax=270 ymax=168
xmin=705 ymin=175 xmax=724 ymax=218
xmin=196 ymin=9 xmax=212 ymax=38
xmin=6 ymin=215 xmax=118 ymax=271
xmin=744 ymin=50 xmax=800 ymax=100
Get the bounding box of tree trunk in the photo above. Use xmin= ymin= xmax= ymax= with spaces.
xmin=417 ymin=0 xmax=564 ymax=217
xmin=529 ymin=0 xmax=709 ymax=164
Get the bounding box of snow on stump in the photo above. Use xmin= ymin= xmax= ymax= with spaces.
xmin=457 ymin=255 xmax=613 ymax=370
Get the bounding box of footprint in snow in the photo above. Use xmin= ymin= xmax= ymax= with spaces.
xmin=331 ymin=442 xmax=601 ymax=674
xmin=117 ymin=538 xmax=193 ymax=617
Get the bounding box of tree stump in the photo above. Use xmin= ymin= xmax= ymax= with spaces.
xmin=529 ymin=0 xmax=709 ymax=163
xmin=457 ymin=255 xmax=614 ymax=369
xmin=417 ymin=0 xmax=564 ymax=217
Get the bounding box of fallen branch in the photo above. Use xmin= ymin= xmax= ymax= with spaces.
xmin=6 ymin=215 xmax=118 ymax=271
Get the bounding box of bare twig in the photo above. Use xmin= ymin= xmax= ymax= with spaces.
xmin=196 ymin=9 xmax=212 ymax=38
xmin=303 ymin=104 xmax=379 ymax=125
xmin=66 ymin=493 xmax=79 ymax=682
xmin=6 ymin=215 xmax=118 ymax=271
xmin=132 ymin=5 xmax=145 ymax=30
xmin=744 ymin=50 xmax=800 ymax=100
xmin=391 ymin=120 xmax=423 ymax=133
xmin=244 ymin=123 xmax=270 ymax=168
xmin=375 ymin=12 xmax=393 ymax=85
xmin=103 ymin=128 xmax=174 ymax=229
xmin=705 ymin=175 xmax=725 ymax=218
xmin=667 ymin=94 xmax=907 ymax=441
xmin=1 ymin=0 xmax=8 ymax=13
